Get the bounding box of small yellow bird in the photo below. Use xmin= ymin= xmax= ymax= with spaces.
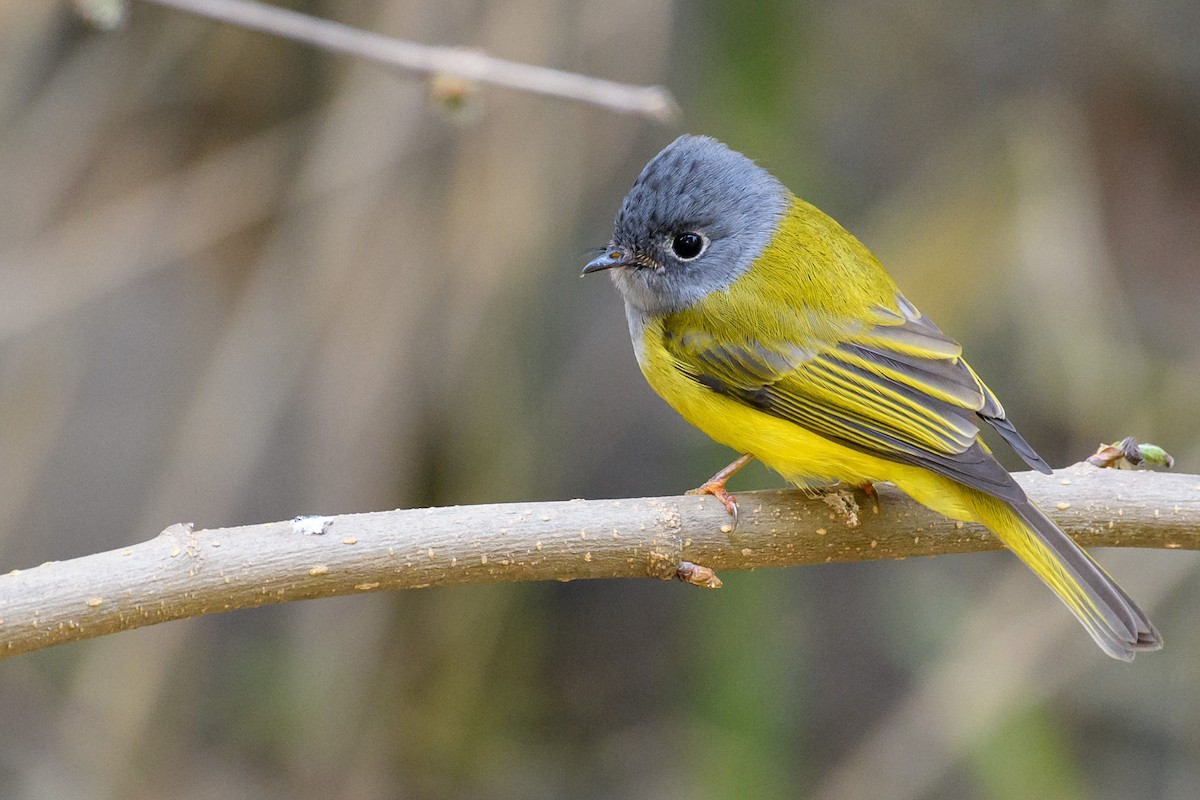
xmin=584 ymin=135 xmax=1160 ymax=660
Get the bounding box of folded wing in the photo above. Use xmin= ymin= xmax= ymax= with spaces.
xmin=665 ymin=294 xmax=1051 ymax=502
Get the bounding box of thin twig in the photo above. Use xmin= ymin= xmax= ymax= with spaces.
xmin=135 ymin=0 xmax=679 ymax=122
xmin=0 ymin=464 xmax=1195 ymax=659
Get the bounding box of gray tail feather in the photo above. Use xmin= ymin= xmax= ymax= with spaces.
xmin=1012 ymin=500 xmax=1161 ymax=660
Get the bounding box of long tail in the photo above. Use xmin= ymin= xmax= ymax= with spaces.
xmin=970 ymin=492 xmax=1162 ymax=661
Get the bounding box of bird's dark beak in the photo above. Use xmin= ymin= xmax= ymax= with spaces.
xmin=582 ymin=247 xmax=633 ymax=275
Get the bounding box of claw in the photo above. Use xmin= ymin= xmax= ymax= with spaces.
xmin=686 ymin=453 xmax=753 ymax=532
xmin=860 ymin=481 xmax=880 ymax=514
xmin=687 ymin=481 xmax=739 ymax=527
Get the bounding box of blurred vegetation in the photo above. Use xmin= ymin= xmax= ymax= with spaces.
xmin=1 ymin=1 xmax=1198 ymax=798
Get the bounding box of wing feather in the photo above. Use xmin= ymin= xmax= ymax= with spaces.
xmin=665 ymin=293 xmax=1051 ymax=499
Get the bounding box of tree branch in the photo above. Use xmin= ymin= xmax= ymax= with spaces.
xmin=130 ymin=0 xmax=679 ymax=122
xmin=1 ymin=463 xmax=1195 ymax=659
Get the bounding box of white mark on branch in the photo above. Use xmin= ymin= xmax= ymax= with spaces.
xmin=292 ymin=516 xmax=333 ymax=535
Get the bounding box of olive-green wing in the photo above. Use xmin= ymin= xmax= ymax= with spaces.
xmin=665 ymin=294 xmax=1050 ymax=502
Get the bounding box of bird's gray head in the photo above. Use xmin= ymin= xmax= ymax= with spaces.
xmin=583 ymin=135 xmax=789 ymax=316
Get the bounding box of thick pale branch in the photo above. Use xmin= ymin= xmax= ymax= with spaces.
xmin=134 ymin=0 xmax=679 ymax=121
xmin=1 ymin=463 xmax=1196 ymax=659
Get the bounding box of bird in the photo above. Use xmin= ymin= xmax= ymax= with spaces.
xmin=582 ymin=134 xmax=1161 ymax=661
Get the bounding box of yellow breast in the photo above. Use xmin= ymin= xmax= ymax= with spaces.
xmin=634 ymin=318 xmax=864 ymax=488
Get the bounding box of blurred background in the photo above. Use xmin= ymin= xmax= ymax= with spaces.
xmin=1 ymin=1 xmax=1198 ymax=798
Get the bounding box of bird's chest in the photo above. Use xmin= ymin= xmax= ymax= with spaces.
xmin=629 ymin=314 xmax=728 ymax=433
xmin=632 ymin=318 xmax=800 ymax=459
xmin=628 ymin=310 xmax=877 ymax=489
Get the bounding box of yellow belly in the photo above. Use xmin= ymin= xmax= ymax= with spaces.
xmin=636 ymin=323 xmax=977 ymax=522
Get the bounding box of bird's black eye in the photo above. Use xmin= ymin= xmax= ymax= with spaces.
xmin=671 ymin=232 xmax=706 ymax=260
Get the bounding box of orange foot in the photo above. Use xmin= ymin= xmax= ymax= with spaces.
xmin=859 ymin=481 xmax=882 ymax=514
xmin=685 ymin=453 xmax=754 ymax=530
